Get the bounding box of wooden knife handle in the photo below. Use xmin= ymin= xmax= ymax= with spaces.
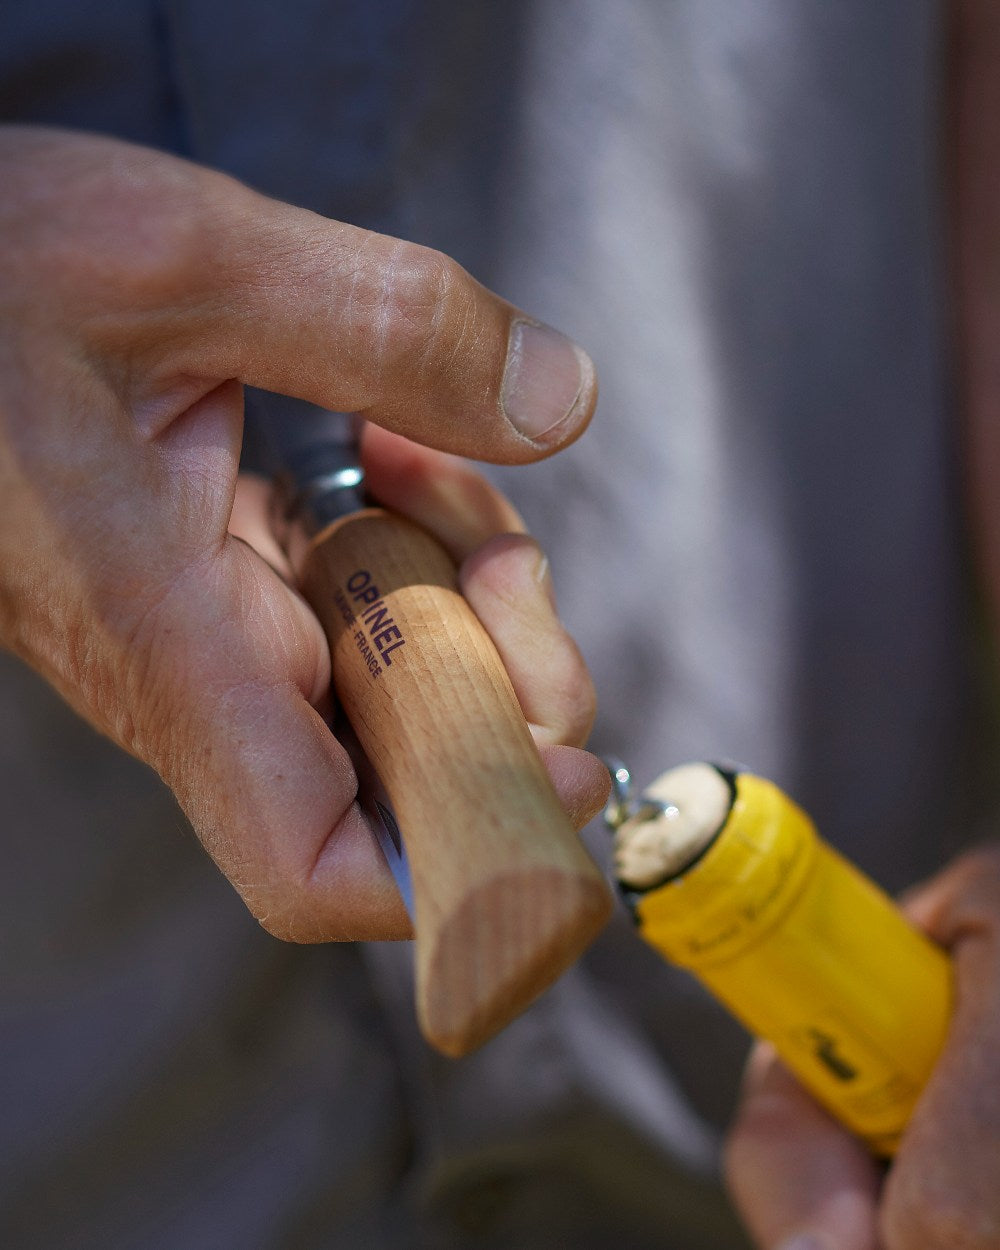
xmin=299 ymin=507 xmax=612 ymax=1056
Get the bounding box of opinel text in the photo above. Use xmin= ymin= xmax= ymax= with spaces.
xmin=334 ymin=569 xmax=408 ymax=679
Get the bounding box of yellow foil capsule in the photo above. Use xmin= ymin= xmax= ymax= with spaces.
xmin=615 ymin=765 xmax=953 ymax=1156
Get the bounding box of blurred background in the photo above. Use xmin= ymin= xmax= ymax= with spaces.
xmin=0 ymin=3 xmax=988 ymax=1247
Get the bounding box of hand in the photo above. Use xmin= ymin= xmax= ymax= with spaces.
xmin=724 ymin=845 xmax=1000 ymax=1250
xmin=0 ymin=125 xmax=606 ymax=941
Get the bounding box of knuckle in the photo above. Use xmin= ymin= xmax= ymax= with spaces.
xmin=367 ymin=242 xmax=475 ymax=383
xmin=546 ymin=647 xmax=596 ymax=747
xmin=247 ymin=893 xmax=328 ymax=945
xmin=239 ymin=858 xmax=355 ymax=944
xmin=179 ymin=785 xmax=331 ymax=944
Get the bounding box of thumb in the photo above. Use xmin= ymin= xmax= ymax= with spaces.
xmin=725 ymin=1044 xmax=883 ymax=1250
xmin=26 ymin=128 xmax=596 ymax=463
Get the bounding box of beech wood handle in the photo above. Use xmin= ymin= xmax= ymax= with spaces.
xmin=299 ymin=507 xmax=612 ymax=1055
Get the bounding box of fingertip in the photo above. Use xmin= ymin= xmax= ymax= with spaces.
xmin=537 ymin=744 xmax=612 ymax=831
xmin=459 ymin=530 xmax=547 ymax=600
xmin=305 ymin=800 xmax=414 ymax=941
xmin=247 ymin=799 xmax=414 ymax=944
xmin=500 ymin=320 xmax=598 ymax=451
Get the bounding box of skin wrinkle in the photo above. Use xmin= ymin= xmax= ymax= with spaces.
xmin=131 ymin=374 xmax=231 ymax=445
xmin=174 ymin=561 xmax=323 ymax=735
xmin=226 ymin=544 xmax=329 ymax=706
xmin=32 ymin=505 xmax=207 ymax=729
xmin=269 ymin=226 xmax=389 ymax=410
xmin=109 ymin=553 xmax=225 ymax=761
xmin=459 ymin=534 xmax=595 ymax=749
xmin=0 ymin=126 xmax=602 ymax=954
xmin=419 ymin=252 xmax=477 ymax=390
xmin=372 ymin=235 xmax=405 ymax=382
xmin=305 ymin=808 xmax=358 ymax=896
xmin=368 ymin=242 xmax=482 ymax=413
xmin=0 ymin=483 xmax=194 ymax=754
xmin=174 ymin=678 xmax=309 ymax=822
xmin=238 ymin=576 xmax=313 ymax=695
xmin=80 ymin=310 xmax=226 ymax=433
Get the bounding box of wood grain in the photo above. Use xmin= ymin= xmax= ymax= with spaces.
xmin=300 ymin=507 xmax=611 ymax=1055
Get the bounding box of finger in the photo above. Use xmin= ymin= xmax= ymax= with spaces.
xmin=118 ymin=530 xmax=410 ymax=943
xmin=229 ymin=473 xmax=294 ymax=580
xmin=537 ymin=744 xmax=612 ymax=830
xmin=879 ymin=847 xmax=1000 ymax=1250
xmin=360 ymin=425 xmax=596 ymax=746
xmin=31 ymin=130 xmax=596 ymax=463
xmin=459 ymin=533 xmax=596 ymax=748
xmin=222 ymin=472 xmax=611 ymax=915
xmin=897 ymin=844 xmax=1000 ymax=940
xmin=725 ymin=1044 xmax=883 ymax=1250
xmin=217 ymin=213 xmax=596 ymax=460
xmin=360 ymin=422 xmax=526 ymax=561
xmin=227 ymin=441 xmax=598 ymax=859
